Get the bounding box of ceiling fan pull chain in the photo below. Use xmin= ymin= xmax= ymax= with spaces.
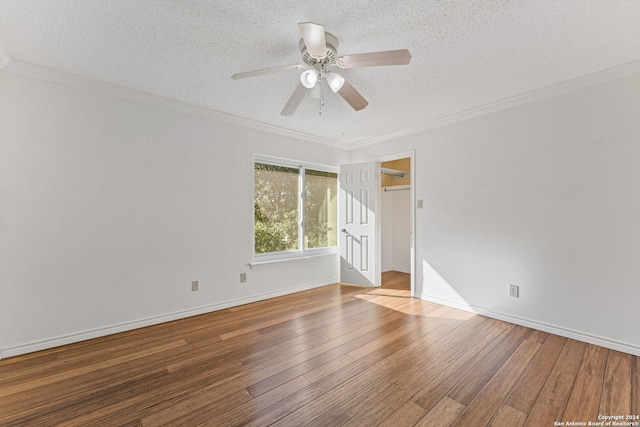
xmin=319 ymin=81 xmax=324 ymax=115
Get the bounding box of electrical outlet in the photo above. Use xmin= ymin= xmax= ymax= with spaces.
xmin=417 ymin=199 xmax=424 ymax=209
xmin=509 ymin=284 xmax=519 ymax=298
xmin=191 ymin=280 xmax=199 ymax=292
xmin=240 ymin=273 xmax=247 ymax=283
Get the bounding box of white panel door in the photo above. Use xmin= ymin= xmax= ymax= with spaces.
xmin=339 ymin=162 xmax=380 ymax=286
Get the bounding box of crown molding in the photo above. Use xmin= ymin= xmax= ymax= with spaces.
xmin=4 ymin=57 xmax=640 ymax=151
xmin=0 ymin=38 xmax=11 ymax=70
xmin=348 ymin=59 xmax=640 ymax=150
xmin=2 ymin=59 xmax=350 ymax=150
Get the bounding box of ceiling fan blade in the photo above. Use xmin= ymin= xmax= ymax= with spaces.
xmin=231 ymin=64 xmax=304 ymax=80
xmin=298 ymin=22 xmax=327 ymax=59
xmin=336 ymin=49 xmax=412 ymax=68
xmin=281 ymin=83 xmax=308 ymax=116
xmin=337 ymin=80 xmax=368 ymax=111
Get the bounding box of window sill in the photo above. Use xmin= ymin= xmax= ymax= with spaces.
xmin=249 ymin=251 xmax=338 ymax=270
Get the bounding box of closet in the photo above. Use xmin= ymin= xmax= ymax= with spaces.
xmin=380 ymin=158 xmax=411 ymax=273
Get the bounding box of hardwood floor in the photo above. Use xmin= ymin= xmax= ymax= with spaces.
xmin=1 ymin=271 xmax=638 ymax=426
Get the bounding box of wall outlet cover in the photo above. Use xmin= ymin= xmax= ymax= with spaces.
xmin=509 ymin=284 xmax=519 ymax=298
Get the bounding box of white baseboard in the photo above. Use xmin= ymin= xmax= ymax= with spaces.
xmin=0 ymin=278 xmax=338 ymax=360
xmin=416 ymin=293 xmax=640 ymax=357
xmin=8 ymin=282 xmax=637 ymax=359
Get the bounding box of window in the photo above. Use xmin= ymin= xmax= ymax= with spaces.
xmin=304 ymin=169 xmax=338 ymax=249
xmin=254 ymin=158 xmax=338 ymax=257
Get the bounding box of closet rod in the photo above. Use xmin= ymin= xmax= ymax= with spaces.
xmin=380 ymin=167 xmax=408 ymax=178
xmin=384 ymin=187 xmax=410 ymax=192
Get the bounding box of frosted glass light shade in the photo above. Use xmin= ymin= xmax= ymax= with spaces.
xmin=300 ymin=69 xmax=318 ymax=88
xmin=325 ymin=72 xmax=345 ymax=92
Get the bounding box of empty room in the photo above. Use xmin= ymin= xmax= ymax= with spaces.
xmin=1 ymin=1 xmax=639 ymax=426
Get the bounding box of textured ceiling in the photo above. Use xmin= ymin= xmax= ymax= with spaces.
xmin=1 ymin=1 xmax=639 ymax=144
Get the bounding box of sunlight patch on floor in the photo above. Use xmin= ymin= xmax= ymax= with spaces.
xmin=354 ymin=292 xmax=474 ymax=320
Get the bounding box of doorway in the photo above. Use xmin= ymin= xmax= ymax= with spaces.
xmin=378 ymin=153 xmax=415 ymax=296
xmin=337 ymin=152 xmax=415 ymax=294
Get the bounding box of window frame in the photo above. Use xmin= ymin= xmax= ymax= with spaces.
xmin=252 ymin=155 xmax=339 ymax=265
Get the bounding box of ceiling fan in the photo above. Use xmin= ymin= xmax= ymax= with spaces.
xmin=231 ymin=22 xmax=412 ymax=116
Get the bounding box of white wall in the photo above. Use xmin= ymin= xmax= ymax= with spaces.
xmin=351 ymin=72 xmax=640 ymax=356
xmin=0 ymin=70 xmax=346 ymax=358
xmin=381 ymin=188 xmax=411 ymax=273
xmin=3 ymin=64 xmax=640 ymax=358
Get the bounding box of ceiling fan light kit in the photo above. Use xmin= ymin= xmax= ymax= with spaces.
xmin=325 ymin=72 xmax=345 ymax=93
xmin=300 ymin=69 xmax=319 ymax=88
xmin=231 ymin=22 xmax=412 ymax=116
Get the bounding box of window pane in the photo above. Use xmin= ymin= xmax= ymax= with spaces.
xmin=254 ymin=163 xmax=300 ymax=254
xmin=304 ymin=169 xmax=338 ymax=249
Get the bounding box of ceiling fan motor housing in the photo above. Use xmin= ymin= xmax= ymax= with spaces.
xmin=300 ymin=32 xmax=339 ymax=65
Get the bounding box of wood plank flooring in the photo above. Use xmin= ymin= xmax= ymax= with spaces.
xmin=1 ymin=271 xmax=638 ymax=426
